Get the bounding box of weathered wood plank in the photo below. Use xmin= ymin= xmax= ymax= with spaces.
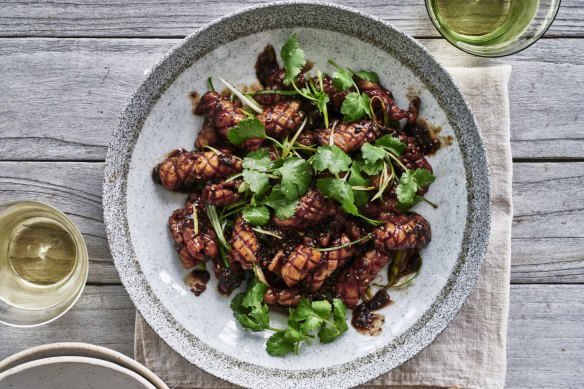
xmin=505 ymin=285 xmax=584 ymax=388
xmin=1 ymin=162 xmax=582 ymax=284
xmin=0 ymin=0 xmax=580 ymax=38
xmin=1 ymin=38 xmax=583 ymax=161
xmin=0 ymin=285 xmax=135 ymax=358
xmin=1 ymin=285 xmax=582 ymax=388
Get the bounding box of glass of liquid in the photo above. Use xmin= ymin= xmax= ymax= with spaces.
xmin=426 ymin=0 xmax=561 ymax=57
xmin=0 ymin=200 xmax=88 ymax=327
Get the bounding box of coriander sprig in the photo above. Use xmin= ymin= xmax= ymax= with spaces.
xmin=231 ymin=277 xmax=349 ymax=356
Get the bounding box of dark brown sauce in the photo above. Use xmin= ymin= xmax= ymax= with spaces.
xmin=351 ymin=290 xmax=393 ymax=336
xmin=184 ymin=269 xmax=211 ymax=296
xmin=441 ymin=135 xmax=454 ymax=146
xmin=190 ymin=91 xmax=201 ymax=114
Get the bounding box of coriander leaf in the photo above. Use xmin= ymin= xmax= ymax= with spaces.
xmin=243 ymin=170 xmax=270 ymax=196
xmin=294 ymin=299 xmax=324 ymax=334
xmin=310 ymin=145 xmax=351 ymax=174
xmin=353 ymin=69 xmax=380 ymax=83
xmin=265 ymin=186 xmax=299 ymax=219
xmin=332 ymin=69 xmax=354 ymax=91
xmin=341 ymin=92 xmax=371 ymax=122
xmin=332 ymin=298 xmax=348 ymax=333
xmin=361 ymin=143 xmax=387 ymax=165
xmin=284 ymin=326 xmax=311 ymax=343
xmin=242 ymin=205 xmax=270 ymax=226
xmin=353 ymin=156 xmax=384 ymax=176
xmin=318 ymin=324 xmax=340 ymax=344
xmin=319 ymin=298 xmax=348 ymax=343
xmin=243 ymin=149 xmax=272 ymax=171
xmin=375 ymin=134 xmax=406 ymax=156
xmin=275 ymin=158 xmax=312 ymax=200
xmin=396 ymin=194 xmax=424 ymax=212
xmin=281 ymin=34 xmax=306 ymax=86
xmin=311 ymin=300 xmax=332 ymax=320
xmin=347 ymin=164 xmax=370 ymax=207
xmin=396 ymin=168 xmax=436 ymax=208
xmin=396 ymin=170 xmax=417 ymax=205
xmin=231 ymin=279 xmax=270 ymax=332
xmin=228 ymin=118 xmax=267 ymax=145
xmin=266 ymin=331 xmax=295 ymax=356
xmin=412 ymin=168 xmax=436 ymax=188
xmin=316 ymin=177 xmax=357 ymax=215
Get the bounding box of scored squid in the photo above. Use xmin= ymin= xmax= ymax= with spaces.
xmin=315 ymin=120 xmax=382 ymax=153
xmin=229 ymin=216 xmax=260 ymax=270
xmin=335 ymin=249 xmax=390 ymax=309
xmin=373 ymin=212 xmax=431 ymax=252
xmin=202 ymin=179 xmax=243 ymax=207
xmin=273 ymin=189 xmax=337 ymax=230
xmin=168 ymin=194 xmax=218 ymax=269
xmin=156 ymin=149 xmax=242 ymax=192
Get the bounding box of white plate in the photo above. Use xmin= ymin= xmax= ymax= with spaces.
xmin=0 ymin=356 xmax=156 ymax=389
xmin=0 ymin=343 xmax=168 ymax=389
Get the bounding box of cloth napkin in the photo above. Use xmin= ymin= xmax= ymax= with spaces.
xmin=135 ymin=66 xmax=513 ymax=389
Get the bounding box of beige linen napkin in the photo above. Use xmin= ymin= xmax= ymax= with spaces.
xmin=135 ymin=66 xmax=513 ymax=389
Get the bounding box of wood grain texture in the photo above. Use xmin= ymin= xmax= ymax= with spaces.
xmin=0 ymin=285 xmax=135 ymax=358
xmin=1 ymin=284 xmax=582 ymax=388
xmin=1 ymin=162 xmax=582 ymax=284
xmin=1 ymin=38 xmax=583 ymax=161
xmin=0 ymin=0 xmax=579 ymax=38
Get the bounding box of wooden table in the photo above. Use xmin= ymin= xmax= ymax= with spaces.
xmin=1 ymin=1 xmax=583 ymax=387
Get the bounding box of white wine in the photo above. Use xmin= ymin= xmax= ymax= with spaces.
xmin=0 ymin=201 xmax=87 ymax=311
xmin=427 ymin=0 xmax=539 ymax=45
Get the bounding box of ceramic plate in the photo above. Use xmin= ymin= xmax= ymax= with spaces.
xmin=0 ymin=343 xmax=168 ymax=389
xmin=0 ymin=356 xmax=156 ymax=389
xmin=103 ymin=2 xmax=490 ymax=388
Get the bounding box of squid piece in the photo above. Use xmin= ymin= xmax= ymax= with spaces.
xmin=229 ymin=216 xmax=260 ymax=270
xmin=196 ymin=91 xmax=265 ymax=149
xmin=306 ymin=233 xmax=355 ymax=292
xmin=156 ymin=150 xmax=242 ymax=192
xmin=273 ymin=189 xmax=337 ymax=230
xmin=296 ymin=129 xmax=316 ymax=146
xmin=202 ymin=179 xmax=242 ymax=207
xmin=254 ymin=69 xmax=307 ymax=106
xmin=168 ymin=194 xmax=218 ymax=269
xmin=194 ymin=117 xmax=219 ymax=149
xmin=263 ymin=287 xmax=303 ymax=307
xmin=335 ymin=249 xmax=390 ymax=308
xmin=315 ymin=120 xmax=382 ymax=153
xmin=373 ymin=212 xmax=431 ymax=251
xmin=257 ymin=100 xmax=306 ymax=138
xmin=279 ymin=244 xmax=323 ymax=287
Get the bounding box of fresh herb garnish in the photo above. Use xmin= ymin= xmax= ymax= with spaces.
xmin=281 ymin=34 xmax=306 ymax=86
xmin=310 ymin=145 xmax=351 ymax=175
xmin=242 ymin=205 xmax=270 ymax=226
xmin=230 ymin=278 xmax=349 ymax=356
xmin=264 ymin=185 xmax=299 ymax=220
xmin=274 ymin=157 xmax=312 ymax=200
xmin=396 ymin=168 xmax=436 ymax=209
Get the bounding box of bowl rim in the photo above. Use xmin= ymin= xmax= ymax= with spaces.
xmin=0 ymin=342 xmax=169 ymax=389
xmin=102 ymin=2 xmax=491 ymax=388
xmin=0 ymin=355 xmax=156 ymax=388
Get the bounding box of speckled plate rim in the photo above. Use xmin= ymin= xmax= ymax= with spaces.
xmin=103 ymin=2 xmax=490 ymax=388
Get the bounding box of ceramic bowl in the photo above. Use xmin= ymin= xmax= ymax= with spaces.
xmin=103 ymin=2 xmax=490 ymax=388
xmin=0 ymin=356 xmax=156 ymax=389
xmin=0 ymin=343 xmax=168 ymax=389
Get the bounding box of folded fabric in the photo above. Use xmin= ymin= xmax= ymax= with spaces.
xmin=135 ymin=66 xmax=513 ymax=389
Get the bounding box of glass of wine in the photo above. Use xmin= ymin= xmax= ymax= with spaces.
xmin=0 ymin=200 xmax=88 ymax=327
xmin=425 ymin=0 xmax=561 ymax=57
